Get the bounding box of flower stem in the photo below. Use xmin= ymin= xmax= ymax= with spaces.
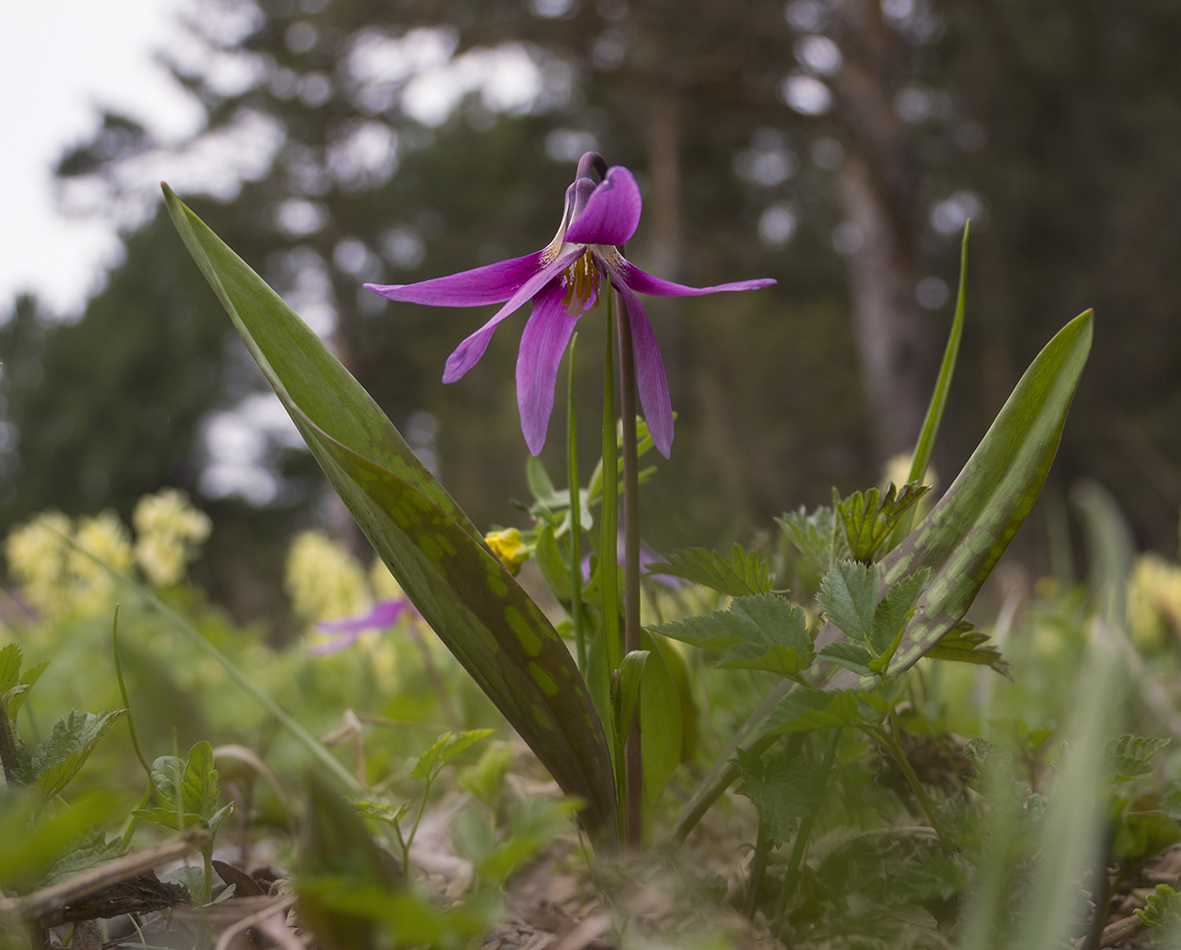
xmin=601 ymin=295 xmax=621 ymax=677
xmin=567 ymin=334 xmax=587 ymax=673
xmin=615 ymin=288 xmax=643 ymax=847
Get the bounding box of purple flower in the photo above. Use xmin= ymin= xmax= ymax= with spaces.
xmin=311 ymin=598 xmax=411 ymax=656
xmin=365 ymin=152 xmax=775 ymax=459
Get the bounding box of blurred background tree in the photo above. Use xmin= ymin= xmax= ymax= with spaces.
xmin=2 ymin=0 xmax=1179 ymax=624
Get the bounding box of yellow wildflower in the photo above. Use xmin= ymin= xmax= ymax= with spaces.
xmin=133 ymin=489 xmax=212 ymax=586
xmin=485 ymin=528 xmax=529 ymax=576
xmin=285 ymin=530 xmax=370 ymax=623
xmin=1128 ymin=554 xmax=1181 ymax=650
xmin=5 ymin=511 xmax=73 ymax=614
xmin=69 ymin=510 xmax=134 ymax=616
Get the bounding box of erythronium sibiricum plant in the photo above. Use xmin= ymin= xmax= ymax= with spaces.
xmin=364 ymin=151 xmax=776 ymax=458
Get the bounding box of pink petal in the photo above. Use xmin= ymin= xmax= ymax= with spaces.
xmin=617 ymin=259 xmax=776 ymax=297
xmin=563 ymin=167 xmax=643 ymax=247
xmin=515 ymin=281 xmax=584 ymax=455
xmin=442 ymin=248 xmax=583 ymax=382
xmin=317 ymin=599 xmax=410 ymax=633
xmin=612 ymin=279 xmax=674 ymax=458
xmin=364 ymin=251 xmax=546 ymax=307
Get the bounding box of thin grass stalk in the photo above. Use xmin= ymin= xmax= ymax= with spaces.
xmin=615 ymin=287 xmax=643 ymax=846
xmin=601 ymin=292 xmax=622 ymax=676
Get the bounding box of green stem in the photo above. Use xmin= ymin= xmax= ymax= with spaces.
xmin=615 ymin=288 xmax=643 ymax=847
xmin=601 ymin=294 xmax=621 ymax=676
xmin=567 ymin=333 xmax=587 ymax=672
xmin=862 ymin=724 xmax=954 ymax=855
xmin=112 ymin=606 xmax=152 ymax=778
xmin=775 ymin=728 xmax=841 ymax=923
xmin=743 ymin=821 xmax=773 ymax=920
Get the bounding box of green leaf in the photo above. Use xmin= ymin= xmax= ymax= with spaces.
xmin=812 ymin=311 xmax=1093 ymax=689
xmin=777 ymin=506 xmax=844 ymax=573
xmin=1106 ymin=735 xmax=1170 ymax=785
xmin=926 ymin=622 xmax=1012 ymax=677
xmin=638 ymin=631 xmax=682 ymax=818
xmin=732 ymin=748 xmax=816 ymax=845
xmin=647 ymin=544 xmax=774 ymax=597
xmin=650 ymin=594 xmax=813 ymax=679
xmin=835 ymin=483 xmax=932 ymax=563
xmin=611 ymin=650 xmax=649 ymax=741
xmin=38 ymin=832 xmax=123 ymax=888
xmin=26 ymin=709 xmax=127 ymax=800
xmin=1137 ymin=884 xmax=1181 ymax=947
xmin=764 ymin=688 xmax=860 ymax=734
xmin=409 ymin=729 xmax=494 ymax=781
xmin=817 ymin=561 xmax=878 ymax=644
xmin=0 ymin=644 xmax=21 ymax=696
xmin=353 ymin=798 xmax=414 ymax=826
xmin=868 ymin=568 xmax=930 ymax=662
xmin=533 ymin=524 xmax=571 ymax=602
xmin=164 ymin=186 xmax=615 ymax=838
xmin=526 ymin=456 xmax=559 ymax=507
xmin=817 ymin=641 xmax=875 ymax=677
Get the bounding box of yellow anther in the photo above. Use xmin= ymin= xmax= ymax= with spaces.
xmin=561 ymin=253 xmax=600 ymax=312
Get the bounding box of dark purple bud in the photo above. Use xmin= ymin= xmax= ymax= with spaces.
xmin=576 ymin=151 xmax=608 ymax=183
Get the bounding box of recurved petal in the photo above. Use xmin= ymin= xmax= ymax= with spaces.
xmin=516 ymin=281 xmax=584 ymax=456
xmin=563 ymin=166 xmax=643 ymax=247
xmin=616 ymin=258 xmax=777 ymax=298
xmin=364 ymin=251 xmax=546 ymax=307
xmin=442 ymin=248 xmax=582 ymax=383
xmin=613 ymin=279 xmax=674 ymax=459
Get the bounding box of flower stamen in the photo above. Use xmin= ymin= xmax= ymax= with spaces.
xmin=562 ymin=252 xmax=601 ymax=314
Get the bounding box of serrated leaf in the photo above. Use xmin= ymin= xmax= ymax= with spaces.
xmin=7 ymin=660 xmax=47 ymax=720
xmin=1106 ymin=735 xmax=1171 ymax=784
xmin=0 ymin=644 xmax=21 ymax=696
xmin=817 ymin=641 xmax=875 ymax=677
xmin=1137 ymin=884 xmax=1181 ymax=947
xmin=651 ymin=594 xmax=813 ymax=679
xmin=26 ymin=709 xmax=127 ymax=800
xmin=811 ymin=311 xmax=1093 ymax=689
xmin=869 ymin=568 xmax=930 ymax=663
xmin=164 ymin=186 xmax=614 ymax=837
xmin=894 ymin=849 xmax=974 ymax=903
xmin=926 ymin=621 xmax=1012 ymax=677
xmin=817 ymin=561 xmax=878 ymax=644
xmin=732 ymin=748 xmax=816 ymax=845
xmin=647 ymin=545 xmax=773 ymax=597
xmin=409 ymin=730 xmax=494 ymax=781
xmin=836 ymin=483 xmax=932 ymax=563
xmin=37 ymin=832 xmax=123 ymax=888
xmin=765 ymin=688 xmax=861 ymax=734
xmin=183 ymin=741 xmax=220 ymax=822
xmin=777 ymin=506 xmax=845 ymax=573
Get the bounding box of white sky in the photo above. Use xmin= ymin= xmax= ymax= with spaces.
xmin=0 ymin=0 xmax=202 ymax=317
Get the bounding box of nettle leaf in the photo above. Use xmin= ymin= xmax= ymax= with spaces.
xmin=409 ymin=730 xmax=494 ymax=781
xmin=650 ymin=594 xmax=813 ymax=679
xmin=139 ymin=741 xmax=229 ymax=831
xmin=9 ymin=662 xmax=48 ymax=720
xmin=765 ymin=688 xmax=860 ymax=734
xmin=894 ymin=849 xmax=974 ymax=903
xmin=647 ymin=544 xmax=773 ymax=597
xmin=26 ymin=709 xmax=127 ymax=800
xmin=38 ymin=832 xmax=123 ymax=888
xmin=0 ymin=644 xmax=21 ymax=695
xmin=835 ymin=482 xmax=932 ymax=564
xmin=732 ymin=748 xmax=816 ymax=845
xmin=817 ymin=641 xmax=874 ymax=678
xmin=868 ymin=568 xmax=931 ymax=668
xmin=1136 ymin=884 xmax=1181 ymax=947
xmin=926 ymin=621 xmax=1012 ymax=677
xmin=817 ymin=561 xmax=878 ymax=644
xmin=777 ymin=506 xmax=846 ymax=573
xmin=164 ymin=187 xmax=615 ymax=838
xmin=1106 ymin=736 xmax=1171 ymax=785
xmin=810 ymin=311 xmax=1093 ymax=690
xmin=0 ymin=647 xmax=45 ymax=721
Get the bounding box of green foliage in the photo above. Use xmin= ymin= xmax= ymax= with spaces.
xmin=647 ymin=544 xmax=774 ymax=597
xmin=651 ymin=594 xmax=813 ymax=679
xmin=778 ymin=505 xmax=845 ymax=575
xmin=733 ymin=747 xmax=816 ymax=846
xmin=1105 ymin=735 xmax=1171 ymax=785
xmin=816 ymin=562 xmax=930 ymax=677
xmin=135 ymin=741 xmax=232 ymax=837
xmin=21 ymin=708 xmax=127 ymax=801
xmin=1137 ymin=884 xmax=1181 ymax=947
xmin=611 ymin=650 xmax=649 ymax=741
xmin=834 ymin=482 xmax=931 ymax=564
xmin=925 ymin=621 xmax=1012 ymax=677
xmin=407 ymin=729 xmax=493 ymax=782
xmin=37 ymin=832 xmax=124 ymax=888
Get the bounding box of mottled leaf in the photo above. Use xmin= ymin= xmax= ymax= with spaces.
xmin=164 ymin=186 xmax=615 ymax=838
